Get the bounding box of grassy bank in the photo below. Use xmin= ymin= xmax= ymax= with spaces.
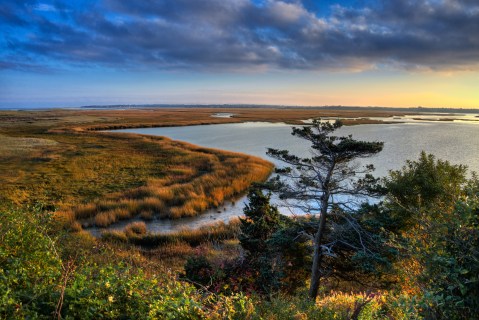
xmin=0 ymin=112 xmax=273 ymax=230
xmin=58 ymin=138 xmax=272 ymax=228
xmin=0 ymin=130 xmax=272 ymax=227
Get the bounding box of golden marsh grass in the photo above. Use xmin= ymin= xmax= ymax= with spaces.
xmin=101 ymin=219 xmax=241 ymax=247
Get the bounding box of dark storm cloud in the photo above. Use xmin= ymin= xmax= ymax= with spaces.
xmin=2 ymin=0 xmax=479 ymax=72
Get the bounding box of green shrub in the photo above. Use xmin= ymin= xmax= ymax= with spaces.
xmin=184 ymin=256 xmax=214 ymax=287
xmin=0 ymin=206 xmax=259 ymax=319
xmin=0 ymin=206 xmax=62 ymax=319
xmin=64 ymin=265 xmax=206 ymax=319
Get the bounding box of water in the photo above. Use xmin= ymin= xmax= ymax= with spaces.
xmin=116 ymin=121 xmax=479 ymax=177
xmin=211 ymin=112 xmax=235 ymax=118
xmin=97 ymin=120 xmax=479 ymax=234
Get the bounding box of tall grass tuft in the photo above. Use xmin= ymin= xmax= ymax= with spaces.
xmin=94 ymin=208 xmax=131 ymax=227
xmin=124 ymin=221 xmax=147 ymax=238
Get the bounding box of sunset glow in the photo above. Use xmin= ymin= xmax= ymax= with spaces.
xmin=1 ymin=0 xmax=478 ymax=109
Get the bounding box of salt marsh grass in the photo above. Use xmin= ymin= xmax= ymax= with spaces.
xmin=65 ymin=145 xmax=272 ymax=228
xmin=101 ymin=219 xmax=241 ymax=247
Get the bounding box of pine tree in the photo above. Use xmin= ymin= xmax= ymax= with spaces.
xmin=238 ymin=187 xmax=286 ymax=292
xmin=239 ymin=186 xmax=281 ymax=262
xmin=267 ymin=119 xmax=384 ymax=299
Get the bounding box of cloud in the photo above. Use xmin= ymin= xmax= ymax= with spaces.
xmin=34 ymin=3 xmax=57 ymax=12
xmin=1 ymin=0 xmax=479 ymax=72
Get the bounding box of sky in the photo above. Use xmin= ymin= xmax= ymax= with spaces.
xmin=1 ymin=0 xmax=479 ymax=109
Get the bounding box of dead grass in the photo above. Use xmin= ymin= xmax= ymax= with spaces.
xmin=0 ymin=122 xmax=271 ymax=230
xmin=153 ymin=241 xmax=197 ymax=258
xmin=0 ymin=134 xmax=58 ymax=157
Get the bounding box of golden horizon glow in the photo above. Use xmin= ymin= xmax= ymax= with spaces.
xmin=1 ymin=69 xmax=478 ymax=109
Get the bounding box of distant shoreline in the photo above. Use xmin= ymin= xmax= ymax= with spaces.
xmin=1 ymin=104 xmax=478 ymax=114
xmin=80 ymin=104 xmax=479 ymax=114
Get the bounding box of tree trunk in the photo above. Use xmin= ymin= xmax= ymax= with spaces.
xmin=308 ymin=196 xmax=329 ymax=299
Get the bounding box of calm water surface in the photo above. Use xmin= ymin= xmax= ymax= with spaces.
xmin=98 ymin=121 xmax=479 ymax=234
xmin=117 ymin=121 xmax=479 ymax=176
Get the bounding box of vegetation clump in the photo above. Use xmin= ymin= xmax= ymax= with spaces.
xmin=378 ymin=153 xmax=479 ymax=319
xmin=0 ymin=206 xmax=258 ymax=319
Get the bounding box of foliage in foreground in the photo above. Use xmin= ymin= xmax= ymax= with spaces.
xmin=0 ymin=206 xmax=256 ymax=319
xmin=381 ymin=152 xmax=479 ymax=319
xmin=184 ymin=153 xmax=479 ymax=319
xmin=1 ymin=205 xmax=422 ymax=320
xmin=2 ymin=152 xmax=479 ymax=319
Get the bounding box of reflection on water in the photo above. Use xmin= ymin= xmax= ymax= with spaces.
xmin=99 ymin=120 xmax=479 ymax=234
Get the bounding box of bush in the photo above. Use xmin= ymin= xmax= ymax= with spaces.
xmin=184 ymin=256 xmax=214 ymax=287
xmin=0 ymin=206 xmax=62 ymax=319
xmin=238 ymin=187 xmax=288 ymax=293
xmin=0 ymin=206 xmax=261 ymax=319
xmin=64 ymin=265 xmax=206 ymax=319
xmin=382 ymin=153 xmax=479 ymax=319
